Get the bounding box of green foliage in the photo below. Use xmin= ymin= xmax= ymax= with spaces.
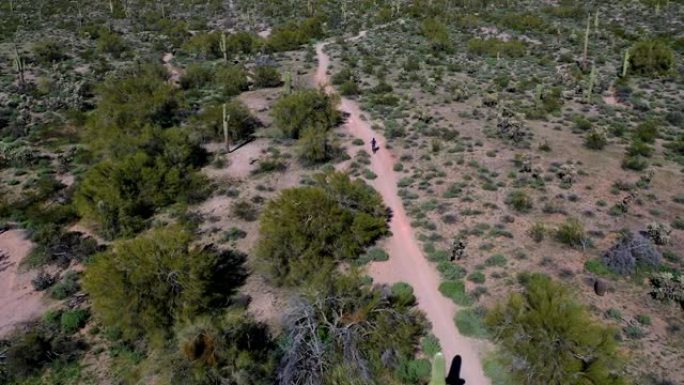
xmin=437 ymin=261 xmax=467 ymax=280
xmin=214 ymin=64 xmax=249 ymax=96
xmin=60 ymin=309 xmax=90 ymax=334
xmin=49 ymin=271 xmax=81 ymax=300
xmin=585 ymin=258 xmax=612 ymax=276
xmin=468 ymin=271 xmax=486 ymax=284
xmin=467 ymin=38 xmax=526 ymax=57
xmin=455 ymin=307 xmax=488 ymax=339
xmin=179 ymin=63 xmax=213 ymax=90
xmin=271 ymin=89 xmax=339 ymax=139
xmin=391 ymin=282 xmax=417 ymax=306
xmin=396 ymin=358 xmax=432 ymax=384
xmin=555 ymin=217 xmax=588 ymax=249
xmin=585 ymin=129 xmax=608 ymax=150
xmin=86 ymin=63 xmax=178 ymax=155
xmin=83 ymin=226 xmax=247 ymax=343
xmin=297 ymin=125 xmax=332 ymax=163
xmin=486 ymin=274 xmax=626 ymax=385
xmin=428 ymin=352 xmax=446 ymax=385
xmin=634 ymin=120 xmax=659 ymax=143
xmin=628 ymin=40 xmax=675 ymax=76
xmin=75 ymin=128 xmax=208 ymax=239
xmin=256 ymin=171 xmax=388 ymax=285
xmin=485 ymin=254 xmax=507 ymax=267
xmin=506 ymin=190 xmax=533 ymax=212
xmin=622 ymin=155 xmax=649 ymax=171
xmin=96 ymin=30 xmax=127 ymax=58
xmin=253 ymin=65 xmax=282 ymax=88
xmin=32 ymin=40 xmax=66 ymax=64
xmin=421 ymin=18 xmax=451 ymax=52
xmin=529 ymin=222 xmax=546 ymax=242
xmin=196 ymin=100 xmax=258 ymax=143
xmin=649 ymin=272 xmax=684 ymax=308
xmin=266 ymin=17 xmax=324 ymax=52
xmin=422 ymin=335 xmax=441 ymax=358
xmin=278 ymin=273 xmax=427 ymax=384
xmin=439 ymin=280 xmax=473 ymax=306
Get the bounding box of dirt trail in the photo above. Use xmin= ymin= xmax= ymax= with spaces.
xmin=315 ymin=41 xmax=490 ymax=385
xmin=0 ymin=230 xmax=47 ymax=337
xmin=162 ymin=52 xmax=182 ymax=86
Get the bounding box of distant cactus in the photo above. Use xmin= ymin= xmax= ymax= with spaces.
xmin=582 ymin=13 xmax=591 ymax=68
xmin=12 ymin=43 xmax=25 ymax=86
xmin=621 ymin=49 xmax=630 ymax=77
xmin=283 ymin=71 xmax=292 ymax=94
xmin=222 ymin=103 xmax=230 ymax=151
xmin=535 ymin=83 xmax=543 ymax=104
xmin=586 ymin=64 xmax=596 ymax=103
xmin=594 ymin=10 xmax=599 ymax=30
xmin=219 ymin=31 xmax=228 ymax=62
xmin=429 ymin=352 xmax=446 ymax=385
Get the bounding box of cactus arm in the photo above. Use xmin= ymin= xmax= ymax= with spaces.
xmin=429 ymin=352 xmax=446 ymax=385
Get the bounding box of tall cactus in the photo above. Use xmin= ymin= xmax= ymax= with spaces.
xmin=535 ymin=83 xmax=543 ymax=105
xmin=222 ymin=103 xmax=230 ymax=152
xmin=622 ymin=49 xmax=630 ymax=78
xmin=594 ymin=10 xmax=599 ymax=30
xmin=283 ymin=71 xmax=292 ymax=95
xmin=582 ymin=13 xmax=591 ymax=68
xmin=586 ymin=64 xmax=596 ymax=103
xmin=429 ymin=352 xmax=446 ymax=385
xmin=13 ymin=43 xmax=25 ymax=86
xmin=219 ymin=31 xmax=228 ymax=62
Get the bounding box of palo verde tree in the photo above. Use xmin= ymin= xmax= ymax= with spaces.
xmin=83 ymin=226 xmax=247 ymax=344
xmin=271 ymin=88 xmax=340 ymax=139
xmin=486 ymin=274 xmax=626 ymax=385
xmin=256 ymin=171 xmax=388 ymax=285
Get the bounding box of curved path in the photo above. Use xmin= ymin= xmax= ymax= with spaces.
xmin=315 ymin=42 xmax=490 ymax=385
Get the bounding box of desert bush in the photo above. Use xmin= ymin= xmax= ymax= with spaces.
xmin=32 ymin=40 xmax=66 ymax=64
xmin=627 ymin=138 xmax=654 ymax=157
xmin=253 ymin=65 xmax=282 ymax=88
xmin=266 ymin=17 xmax=324 ymax=52
xmin=256 ymin=172 xmax=388 ymax=285
xmin=555 ymin=218 xmax=589 ymax=249
xmin=215 ymin=64 xmax=249 ymax=96
xmin=421 ymin=18 xmax=451 ymax=52
xmin=585 ymin=129 xmax=608 ymax=150
xmin=75 ymin=131 xmax=208 ymax=239
xmin=468 ymin=271 xmax=486 ymax=284
xmin=83 ymin=226 xmax=247 ymax=343
xmin=622 ymin=155 xmax=649 ymax=171
xmin=603 ymin=231 xmax=661 ymax=275
xmin=439 ymin=280 xmax=473 ymax=306
xmin=628 ymin=40 xmax=675 ymax=77
xmin=278 ymin=273 xmax=427 ymax=384
xmin=487 ymin=274 xmax=625 ymax=385
xmin=181 ymin=31 xmax=221 ymax=59
xmin=529 ymin=222 xmax=546 ymax=242
xmin=634 ymin=120 xmax=659 ymax=143
xmin=649 ymin=272 xmax=683 ymax=308
xmin=231 ymin=200 xmax=258 ymax=221
xmin=271 ymin=89 xmax=339 ymax=139
xmin=437 ymin=261 xmax=467 ymax=280
xmin=467 ymin=38 xmax=526 ymax=57
xmin=455 ymin=307 xmax=488 ymax=339
xmin=179 ymin=63 xmax=213 ymax=90
xmin=297 ymin=126 xmax=332 ymax=163
xmin=96 ymin=30 xmax=127 ymax=58
xmin=60 ymin=309 xmax=90 ymax=334
xmin=506 ymin=190 xmax=533 ymax=212
xmin=50 ymin=271 xmax=81 ymax=300
xmin=196 ymin=100 xmax=258 ymax=143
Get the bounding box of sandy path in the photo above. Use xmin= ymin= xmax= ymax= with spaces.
xmin=0 ymin=230 xmax=47 ymax=337
xmin=162 ymin=52 xmax=182 ymax=86
xmin=315 ymin=41 xmax=490 ymax=385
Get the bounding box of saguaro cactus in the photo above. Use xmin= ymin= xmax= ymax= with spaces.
xmin=583 ymin=13 xmax=591 ymax=68
xmin=429 ymin=352 xmax=446 ymax=385
xmin=622 ymin=49 xmax=630 ymax=78
xmin=222 ymin=103 xmax=230 ymax=151
xmin=219 ymin=31 xmax=228 ymax=62
xmin=283 ymin=71 xmax=292 ymax=95
xmin=586 ymin=64 xmax=596 ymax=103
xmin=13 ymin=43 xmax=25 ymax=86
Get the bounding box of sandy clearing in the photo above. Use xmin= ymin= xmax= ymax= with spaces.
xmin=0 ymin=230 xmax=48 ymax=337
xmin=315 ymin=41 xmax=491 ymax=385
xmin=162 ymin=52 xmax=183 ymax=86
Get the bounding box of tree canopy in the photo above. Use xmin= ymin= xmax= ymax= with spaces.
xmin=83 ymin=226 xmax=247 ymax=343
xmin=256 ymin=171 xmax=388 ymax=285
xmin=486 ymin=274 xmax=626 ymax=385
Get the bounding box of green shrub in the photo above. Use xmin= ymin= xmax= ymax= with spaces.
xmin=585 ymin=129 xmax=608 ymax=150
xmin=391 ymin=282 xmax=416 ymax=306
xmin=60 ymin=309 xmax=90 ymax=334
xmin=528 ymin=222 xmax=546 ymax=242
xmin=633 ymin=120 xmax=659 ymax=143
xmin=485 ymin=254 xmax=507 ymax=267
xmin=628 ymin=40 xmax=675 ymax=76
xmin=396 ymin=358 xmax=431 ymax=384
xmin=196 ymin=100 xmax=258 ymax=144
xmin=555 ymin=218 xmax=588 ymax=248
xmin=32 ymin=40 xmax=66 ymax=63
xmin=421 ymin=334 xmax=441 ymax=357
xmin=50 ymin=271 xmax=81 ymax=300
xmin=271 ymin=89 xmax=339 ymax=139
xmin=636 ymin=314 xmax=651 ymax=326
xmin=437 ymin=261 xmax=467 ymax=280
xmin=179 ymin=63 xmax=213 ymax=90
xmin=506 ymin=190 xmax=533 ymax=212
xmin=215 ymin=64 xmax=249 ymax=96
xmin=467 ymin=38 xmax=526 ymax=57
xmin=468 ymin=271 xmax=486 ymax=284
xmin=421 ymin=18 xmax=451 ymax=52
xmin=622 ymin=155 xmax=649 ymax=171
xmin=585 ymin=259 xmax=612 ymax=276
xmin=96 ymin=30 xmax=127 ymax=58
xmin=439 ymin=280 xmax=473 ymax=306
xmin=455 ymin=307 xmax=488 ymax=339
xmin=256 ymin=172 xmax=388 ymax=285
xmin=487 ymin=274 xmax=625 ymax=385
xmin=253 ymin=65 xmax=282 ymax=88
xmin=83 ymin=226 xmax=245 ymax=343
xmin=627 ymin=139 xmax=654 ymax=157
xmin=297 ymin=126 xmax=332 ymax=163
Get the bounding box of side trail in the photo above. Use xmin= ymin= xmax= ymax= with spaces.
xmin=315 ymin=41 xmax=491 ymax=385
